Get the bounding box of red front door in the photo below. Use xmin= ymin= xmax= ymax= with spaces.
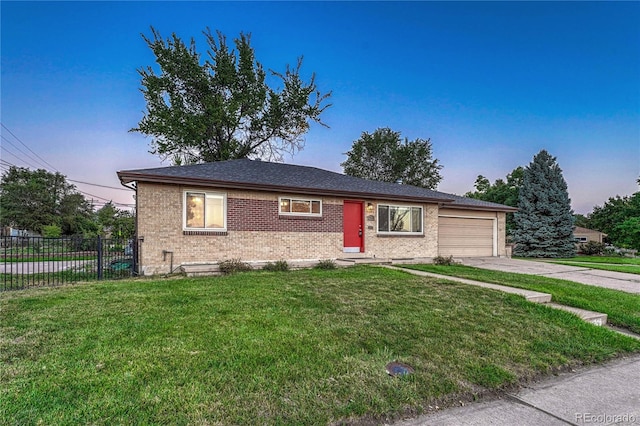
xmin=343 ymin=201 xmax=364 ymax=253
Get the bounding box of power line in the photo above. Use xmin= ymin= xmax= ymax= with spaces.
xmin=69 ymin=179 xmax=132 ymax=191
xmin=0 ymin=123 xmax=131 ymax=195
xmin=1 ymin=135 xmax=52 ymax=171
xmin=0 ymin=144 xmax=43 ymax=170
xmin=75 ymin=187 xmax=134 ymax=207
xmin=1 ymin=123 xmax=59 ymax=171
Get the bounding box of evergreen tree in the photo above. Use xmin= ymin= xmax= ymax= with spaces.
xmin=513 ymin=150 xmax=575 ymax=257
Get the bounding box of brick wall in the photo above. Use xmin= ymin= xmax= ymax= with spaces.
xmin=135 ymin=182 xmax=504 ymax=274
xmin=227 ymin=198 xmax=342 ymax=232
xmin=362 ymin=200 xmax=439 ymax=259
xmin=137 ymin=183 xmax=348 ymax=274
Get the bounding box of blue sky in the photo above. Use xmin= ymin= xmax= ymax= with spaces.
xmin=2 ymin=1 xmax=639 ymax=214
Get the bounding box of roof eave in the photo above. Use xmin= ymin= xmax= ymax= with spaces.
xmin=442 ymin=203 xmax=518 ymax=213
xmin=117 ymin=172 xmax=455 ymax=204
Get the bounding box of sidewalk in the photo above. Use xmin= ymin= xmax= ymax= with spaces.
xmin=392 ymin=355 xmax=640 ymax=425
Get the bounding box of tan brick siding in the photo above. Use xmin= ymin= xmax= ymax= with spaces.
xmin=137 ymin=183 xmax=348 ymax=274
xmin=362 ymin=201 xmax=439 ymax=259
xmin=136 ymin=183 xmax=505 ymax=274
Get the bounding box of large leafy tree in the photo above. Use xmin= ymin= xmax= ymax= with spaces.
xmin=615 ymin=217 xmax=640 ymax=250
xmin=341 ymin=128 xmax=442 ymax=189
xmin=587 ymin=188 xmax=640 ymax=250
xmin=96 ymin=202 xmax=136 ymax=239
xmin=0 ymin=167 xmax=95 ymax=235
xmin=132 ymin=27 xmax=331 ymax=164
xmin=513 ymin=150 xmax=575 ymax=258
xmin=465 ymin=167 xmax=524 ymax=234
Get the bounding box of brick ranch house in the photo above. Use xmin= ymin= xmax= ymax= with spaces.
xmin=117 ymin=159 xmax=517 ymax=275
xmin=573 ymin=226 xmax=607 ymax=244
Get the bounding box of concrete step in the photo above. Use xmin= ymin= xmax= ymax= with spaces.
xmin=606 ymin=325 xmax=640 ymax=340
xmin=338 ymin=257 xmax=392 ymax=265
xmin=547 ymin=303 xmax=608 ymax=326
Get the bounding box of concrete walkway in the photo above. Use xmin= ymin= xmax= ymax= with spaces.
xmin=384 ymin=266 xmax=609 ymax=327
xmin=459 ymin=257 xmax=640 ymax=294
xmin=392 ymin=355 xmax=640 ymax=426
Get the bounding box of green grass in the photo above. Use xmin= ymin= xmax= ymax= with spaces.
xmin=530 ymin=256 xmax=640 ymax=275
xmin=564 ymin=256 xmax=640 ymax=265
xmin=1 ymin=269 xmax=133 ymax=291
xmin=2 ymin=266 xmax=639 ymax=425
xmin=402 ymin=264 xmax=640 ymax=334
xmin=550 ymin=262 xmax=640 ymax=275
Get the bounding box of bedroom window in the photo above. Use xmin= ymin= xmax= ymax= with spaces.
xmin=184 ymin=191 xmax=226 ymax=230
xmin=377 ymin=204 xmax=422 ymax=234
xmin=279 ymin=197 xmax=322 ymax=216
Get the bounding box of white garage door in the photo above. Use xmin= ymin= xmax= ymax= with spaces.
xmin=438 ymin=216 xmax=495 ymax=257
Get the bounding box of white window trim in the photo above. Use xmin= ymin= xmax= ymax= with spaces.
xmin=183 ymin=190 xmax=227 ymax=231
xmin=278 ymin=196 xmax=323 ymax=217
xmin=377 ymin=203 xmax=424 ymax=235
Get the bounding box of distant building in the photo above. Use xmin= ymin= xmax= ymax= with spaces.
xmin=0 ymin=227 xmax=40 ymax=238
xmin=574 ymin=226 xmax=607 ymax=244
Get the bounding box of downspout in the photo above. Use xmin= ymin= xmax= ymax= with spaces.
xmin=119 ymin=180 xmax=140 ymax=275
xmin=162 ymin=250 xmax=183 ymax=276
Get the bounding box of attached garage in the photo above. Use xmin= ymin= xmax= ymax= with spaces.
xmin=438 ymin=215 xmax=497 ymax=257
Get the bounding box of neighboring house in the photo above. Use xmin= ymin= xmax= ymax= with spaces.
xmin=0 ymin=227 xmax=40 ymax=238
xmin=117 ymin=159 xmax=517 ymax=275
xmin=573 ymin=226 xmax=607 ymax=244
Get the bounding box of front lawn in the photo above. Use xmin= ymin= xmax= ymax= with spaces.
xmin=535 ymin=257 xmax=640 ymax=275
xmin=550 ymin=262 xmax=640 ymax=275
xmin=554 ymin=256 xmax=640 ymax=265
xmin=403 ymin=264 xmax=640 ymax=334
xmin=2 ymin=266 xmax=638 ymax=425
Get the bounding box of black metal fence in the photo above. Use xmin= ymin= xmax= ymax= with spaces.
xmin=1 ymin=236 xmax=139 ymax=291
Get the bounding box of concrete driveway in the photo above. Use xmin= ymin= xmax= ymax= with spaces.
xmin=458 ymin=257 xmax=640 ymax=294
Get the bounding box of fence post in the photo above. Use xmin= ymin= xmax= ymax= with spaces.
xmin=97 ymin=235 xmax=103 ymax=280
xmin=132 ymin=238 xmax=139 ymax=276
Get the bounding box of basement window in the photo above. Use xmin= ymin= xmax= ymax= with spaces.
xmin=279 ymin=197 xmax=322 ymax=216
xmin=184 ymin=191 xmax=226 ymax=231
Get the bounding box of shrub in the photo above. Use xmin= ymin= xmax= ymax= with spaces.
xmin=579 ymin=241 xmax=605 ymax=256
xmin=218 ymin=258 xmax=253 ymax=274
xmin=433 ymin=255 xmax=457 ymax=266
xmin=262 ymin=260 xmax=289 ymax=272
xmin=42 ymin=225 xmax=62 ymax=238
xmin=314 ymin=259 xmax=337 ymax=270
xmin=109 ymin=244 xmax=124 ymax=253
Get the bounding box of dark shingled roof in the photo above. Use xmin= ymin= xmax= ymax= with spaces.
xmin=118 ymin=159 xmax=517 ymax=212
